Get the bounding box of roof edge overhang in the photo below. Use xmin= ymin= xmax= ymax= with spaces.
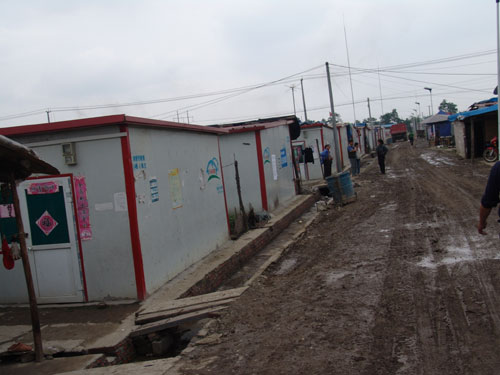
xmin=0 ymin=114 xmax=226 ymax=137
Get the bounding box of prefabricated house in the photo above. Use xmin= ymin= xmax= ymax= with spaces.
xmin=0 ymin=115 xmax=300 ymax=304
xmin=216 ymin=116 xmax=299 ymax=214
xmin=450 ymin=101 xmax=498 ymax=159
xmin=292 ymin=122 xmax=334 ymax=180
xmin=421 ymin=110 xmax=452 ymax=145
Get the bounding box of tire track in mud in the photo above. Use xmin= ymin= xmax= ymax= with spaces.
xmin=178 ymin=142 xmax=500 ymax=375
xmin=363 ymin=142 xmax=500 ymax=374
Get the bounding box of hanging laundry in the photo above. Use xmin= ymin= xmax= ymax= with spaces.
xmin=304 ymin=147 xmax=315 ymax=163
xmin=10 ymin=240 xmax=20 ymax=260
xmin=2 ymin=235 xmax=14 ymax=270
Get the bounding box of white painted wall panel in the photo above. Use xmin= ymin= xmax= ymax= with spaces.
xmin=128 ymin=127 xmax=228 ymax=294
xmin=219 ymin=132 xmax=262 ymax=213
xmin=0 ymin=128 xmax=137 ymax=302
xmin=260 ymin=126 xmax=295 ymax=211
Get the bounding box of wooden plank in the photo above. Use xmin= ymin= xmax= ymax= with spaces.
xmin=136 ymin=286 xmax=248 ymax=318
xmin=135 ymin=297 xmax=236 ymax=325
xmin=130 ymin=306 xmax=227 ymax=337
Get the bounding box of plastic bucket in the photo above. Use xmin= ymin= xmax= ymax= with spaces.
xmin=325 ymin=171 xmax=355 ymax=203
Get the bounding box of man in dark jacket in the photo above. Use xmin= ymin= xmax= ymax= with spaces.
xmin=376 ymin=139 xmax=388 ymax=174
xmin=478 ymin=161 xmax=500 ymax=234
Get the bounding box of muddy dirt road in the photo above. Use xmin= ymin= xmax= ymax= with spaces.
xmin=178 ymin=140 xmax=500 ymax=375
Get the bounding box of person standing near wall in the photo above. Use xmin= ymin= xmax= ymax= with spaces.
xmin=478 ymin=161 xmax=500 ymax=235
xmin=347 ymin=140 xmax=357 ymax=176
xmin=376 ymin=139 xmax=388 ymax=174
xmin=320 ymin=144 xmax=332 ymax=178
xmin=354 ymin=142 xmax=361 ymax=176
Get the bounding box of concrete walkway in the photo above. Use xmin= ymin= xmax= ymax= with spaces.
xmin=0 ymin=192 xmax=321 ymax=375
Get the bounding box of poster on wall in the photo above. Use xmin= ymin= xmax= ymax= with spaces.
xmin=150 ymin=177 xmax=159 ymax=203
xmin=280 ymin=147 xmax=288 ymax=168
xmin=168 ymin=168 xmax=183 ymax=209
xmin=27 ymin=181 xmax=59 ymax=195
xmin=114 ymin=192 xmax=128 ymax=212
xmin=271 ymin=154 xmax=278 ymax=180
xmin=74 ymin=176 xmax=92 ymax=240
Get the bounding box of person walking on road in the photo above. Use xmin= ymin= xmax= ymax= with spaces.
xmin=409 ymin=132 xmax=414 ymax=146
xmin=376 ymin=139 xmax=388 ymax=174
xmin=348 ymin=140 xmax=357 ymax=176
xmin=478 ymin=161 xmax=500 ymax=234
xmin=320 ymin=144 xmax=333 ymax=178
xmin=354 ymin=142 xmax=361 ymax=176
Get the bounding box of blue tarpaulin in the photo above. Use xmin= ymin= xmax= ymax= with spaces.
xmin=448 ymin=104 xmax=498 ymax=122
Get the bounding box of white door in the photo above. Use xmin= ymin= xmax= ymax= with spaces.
xmin=18 ymin=176 xmax=84 ymax=304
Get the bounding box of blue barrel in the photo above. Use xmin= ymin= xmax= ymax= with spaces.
xmin=325 ymin=171 xmax=355 ymax=203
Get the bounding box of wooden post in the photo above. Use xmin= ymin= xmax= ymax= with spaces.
xmin=316 ymin=139 xmax=324 ymax=177
xmin=9 ymin=175 xmax=43 ymax=362
xmin=471 ymin=119 xmax=475 ymax=164
xmin=234 ymin=160 xmax=248 ymax=232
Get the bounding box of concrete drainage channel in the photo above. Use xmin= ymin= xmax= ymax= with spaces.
xmin=32 ymin=193 xmax=325 ymax=371
xmin=116 ymin=202 xmax=323 ymax=368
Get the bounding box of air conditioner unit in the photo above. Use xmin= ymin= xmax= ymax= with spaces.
xmin=62 ymin=142 xmax=77 ymax=165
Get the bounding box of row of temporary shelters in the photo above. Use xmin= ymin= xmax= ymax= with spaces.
xmin=449 ymin=98 xmax=498 ymax=159
xmin=0 ymin=115 xmax=299 ymax=304
xmin=418 ymin=97 xmax=498 ymax=158
xmin=292 ymin=122 xmax=380 ymax=181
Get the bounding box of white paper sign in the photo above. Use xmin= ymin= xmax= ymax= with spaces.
xmin=271 ymin=154 xmax=278 ymax=180
xmin=114 ymin=192 xmax=128 ymax=212
xmin=95 ymin=202 xmax=114 ymax=211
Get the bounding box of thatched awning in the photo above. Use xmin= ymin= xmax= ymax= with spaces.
xmin=0 ymin=135 xmax=59 ymax=183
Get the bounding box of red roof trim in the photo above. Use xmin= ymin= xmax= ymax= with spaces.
xmin=225 ymin=125 xmax=266 ymax=134
xmin=0 ymin=114 xmax=226 ymax=137
xmin=301 ymin=123 xmax=331 ymax=130
xmin=124 ymin=115 xmax=226 ymax=134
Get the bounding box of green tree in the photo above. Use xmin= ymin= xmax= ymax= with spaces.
xmin=363 ymin=117 xmax=378 ymax=124
xmin=321 ymin=112 xmax=342 ymax=124
xmin=380 ymin=109 xmax=401 ymax=124
xmin=438 ymin=99 xmax=458 ymax=114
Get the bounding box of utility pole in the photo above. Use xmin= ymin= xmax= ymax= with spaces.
xmin=424 ymin=87 xmax=434 ymax=115
xmin=496 ymin=0 xmax=500 ymax=160
xmin=46 ymin=110 xmax=51 ymax=124
xmin=300 ymin=78 xmax=308 ymax=122
xmin=287 ymin=85 xmax=297 ymax=116
xmin=343 ymin=22 xmax=357 ymax=125
xmin=367 ymin=98 xmax=372 ymax=120
xmin=176 ymin=111 xmax=180 ymax=122
xmin=326 ymin=62 xmax=342 ymax=173
xmin=377 ymin=65 xmax=384 ymax=116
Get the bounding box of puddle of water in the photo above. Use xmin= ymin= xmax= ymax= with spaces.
xmin=404 ymin=222 xmax=441 ymax=230
xmin=417 ymin=245 xmax=475 ymax=269
xmin=420 ymin=153 xmax=456 ymax=167
xmin=325 ymin=270 xmax=351 ymax=285
xmin=382 ymin=203 xmax=397 ymax=211
xmin=275 ymin=258 xmax=297 ymax=275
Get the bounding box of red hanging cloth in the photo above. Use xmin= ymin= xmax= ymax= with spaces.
xmin=2 ymin=236 xmax=14 ymax=270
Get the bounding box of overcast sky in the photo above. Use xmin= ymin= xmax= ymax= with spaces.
xmin=0 ymin=0 xmax=498 ymax=127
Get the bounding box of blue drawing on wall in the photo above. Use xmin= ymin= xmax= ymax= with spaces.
xmin=280 ymin=147 xmax=288 ymax=168
xmin=133 ymin=155 xmax=147 ymax=170
xmin=206 ymin=157 xmax=220 ymax=181
xmin=263 ymin=147 xmax=271 ymax=164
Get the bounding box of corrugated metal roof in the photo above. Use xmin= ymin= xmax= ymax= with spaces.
xmin=421 ymin=111 xmax=450 ymax=125
xmin=448 ymin=104 xmax=498 ymax=122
